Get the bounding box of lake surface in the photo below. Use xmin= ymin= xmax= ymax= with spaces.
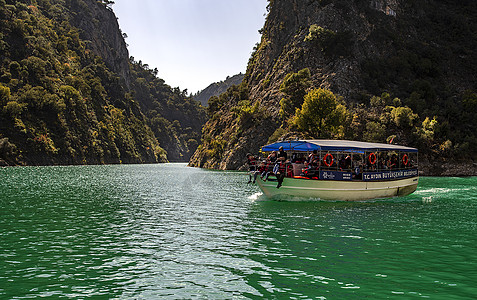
xmin=1 ymin=163 xmax=476 ymax=299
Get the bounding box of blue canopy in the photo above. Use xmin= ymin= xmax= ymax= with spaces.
xmin=262 ymin=141 xmax=319 ymax=152
xmin=261 ymin=140 xmax=418 ymax=153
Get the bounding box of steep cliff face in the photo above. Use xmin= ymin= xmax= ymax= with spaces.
xmin=189 ymin=0 xmax=477 ymax=175
xmin=67 ymin=0 xmax=131 ymax=86
xmin=0 ymin=0 xmax=205 ymax=166
xmin=246 ymin=0 xmax=476 ymax=105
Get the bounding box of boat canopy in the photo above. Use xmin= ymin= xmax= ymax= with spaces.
xmin=261 ymin=140 xmax=418 ymax=153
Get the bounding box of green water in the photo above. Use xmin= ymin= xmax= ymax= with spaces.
xmin=1 ymin=164 xmax=476 ymax=299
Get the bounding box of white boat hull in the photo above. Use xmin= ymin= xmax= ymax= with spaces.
xmin=256 ymin=176 xmax=419 ymax=201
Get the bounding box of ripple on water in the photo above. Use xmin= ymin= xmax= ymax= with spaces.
xmin=0 ymin=166 xmax=476 ymax=298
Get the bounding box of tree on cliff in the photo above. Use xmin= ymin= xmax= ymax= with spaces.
xmin=292 ymin=88 xmax=349 ymax=138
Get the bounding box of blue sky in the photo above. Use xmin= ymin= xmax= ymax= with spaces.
xmin=113 ymin=0 xmax=268 ymax=94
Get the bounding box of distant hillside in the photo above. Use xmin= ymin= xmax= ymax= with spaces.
xmin=194 ymin=73 xmax=244 ymax=106
xmin=189 ymin=0 xmax=477 ymax=176
xmin=0 ymin=0 xmax=205 ymax=166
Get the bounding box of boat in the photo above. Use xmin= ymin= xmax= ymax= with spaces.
xmin=251 ymin=140 xmax=419 ymax=201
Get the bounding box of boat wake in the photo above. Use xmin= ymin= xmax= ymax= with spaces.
xmin=422 ymin=196 xmax=434 ymax=203
xmin=417 ymin=187 xmax=474 ymax=194
xmin=248 ymin=192 xmax=264 ymax=201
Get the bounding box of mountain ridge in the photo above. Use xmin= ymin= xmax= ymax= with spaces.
xmin=0 ymin=0 xmax=205 ymax=166
xmin=193 ymin=73 xmax=244 ymax=106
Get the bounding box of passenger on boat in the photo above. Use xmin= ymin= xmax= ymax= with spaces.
xmin=273 ymin=160 xmax=287 ymax=188
xmin=301 ymin=162 xmax=318 ymax=179
xmin=277 ymin=146 xmax=287 ymax=162
xmin=338 ymin=155 xmax=352 ymax=171
xmin=267 ymin=151 xmax=277 ymax=163
xmin=246 ymin=153 xmax=259 ymax=184
xmin=353 ymin=164 xmax=363 ymax=180
xmin=387 ymin=154 xmax=398 ymax=169
xmin=308 ymin=150 xmax=320 ymax=165
xmin=352 ymin=154 xmax=363 ymax=179
xmin=291 ymin=153 xmax=305 ymax=164
xmin=345 ymin=155 xmax=352 ymax=170
xmin=262 ymin=151 xmax=278 ymax=180
xmin=274 ymin=146 xmax=288 ymax=188
xmin=246 ymin=153 xmax=256 ymax=166
xmin=378 ymin=155 xmax=386 ymax=170
xmin=298 ymin=150 xmax=319 ymax=178
xmin=407 ymin=156 xmax=413 ymax=168
xmin=289 ymin=153 xmax=305 ymax=177
xmin=392 ymin=154 xmax=398 ymax=169
xmin=386 ymin=156 xmax=392 ymax=169
xmin=337 ymin=155 xmax=349 ymax=171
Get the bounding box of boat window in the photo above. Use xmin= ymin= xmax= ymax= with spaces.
xmin=336 ymin=152 xmax=352 ymax=171
xmin=377 ymin=152 xmax=386 ymax=171
xmin=408 ymin=152 xmax=418 ymax=168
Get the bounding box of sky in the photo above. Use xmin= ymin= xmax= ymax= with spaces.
xmin=112 ymin=0 xmax=268 ymax=94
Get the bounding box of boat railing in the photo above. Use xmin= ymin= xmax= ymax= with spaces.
xmin=251 ymin=151 xmax=418 ymax=181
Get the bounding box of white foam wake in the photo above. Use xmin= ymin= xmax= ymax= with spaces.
xmin=248 ymin=192 xmax=263 ymax=201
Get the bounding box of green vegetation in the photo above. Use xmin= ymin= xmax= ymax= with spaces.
xmin=279 ymin=68 xmax=311 ymax=121
xmin=291 ymin=88 xmax=350 ymax=138
xmin=207 ymin=82 xmax=249 ymax=117
xmin=274 ymin=66 xmax=472 ymax=160
xmin=190 ymin=0 xmax=477 ymax=171
xmin=304 ymin=24 xmax=352 ymax=57
xmin=267 ymin=127 xmax=286 ymax=144
xmin=347 ymin=92 xmax=460 ymax=158
xmin=129 ymin=59 xmax=206 ymax=161
xmin=362 ymin=52 xmax=477 ymax=158
xmin=0 ymin=0 xmax=205 ymax=165
xmin=356 ymin=1 xmax=477 ymax=159
xmin=304 ymin=25 xmax=334 ymax=43
xmin=191 ymin=82 xmax=271 ymax=168
xmin=278 ymin=70 xmax=350 ymax=139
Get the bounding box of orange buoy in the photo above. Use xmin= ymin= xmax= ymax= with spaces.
xmin=368 ymin=152 xmax=377 ymax=165
xmin=323 ymin=153 xmax=334 ymax=167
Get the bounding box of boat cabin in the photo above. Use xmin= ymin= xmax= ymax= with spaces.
xmin=259 ymin=140 xmax=418 ymax=182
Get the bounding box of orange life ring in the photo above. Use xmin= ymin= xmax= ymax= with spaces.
xmin=368 ymin=152 xmax=377 ymax=165
xmin=402 ymin=154 xmax=409 ymax=166
xmin=323 ymin=153 xmax=334 ymax=167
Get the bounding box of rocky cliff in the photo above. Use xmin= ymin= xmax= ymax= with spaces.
xmin=194 ymin=73 xmax=244 ymax=106
xmin=0 ymin=0 xmax=205 ymax=166
xmin=68 ymin=0 xmax=131 ymax=86
xmin=189 ymin=0 xmax=477 ymax=176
